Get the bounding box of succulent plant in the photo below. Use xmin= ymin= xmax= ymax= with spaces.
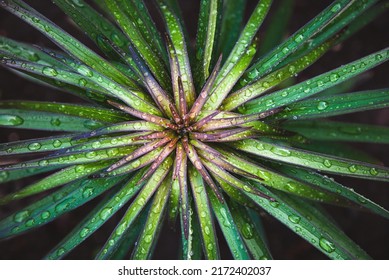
xmin=0 ymin=0 xmax=388 ymax=260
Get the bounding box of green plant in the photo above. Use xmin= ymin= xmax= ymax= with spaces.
xmin=0 ymin=0 xmax=388 ymax=260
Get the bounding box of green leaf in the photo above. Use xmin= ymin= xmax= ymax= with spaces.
xmin=103 ymin=0 xmax=170 ymax=89
xmin=0 ymin=109 xmax=105 ymax=132
xmin=223 ymin=35 xmax=335 ymax=111
xmin=241 ymin=48 xmax=389 ymax=114
xmin=158 ymin=0 xmax=196 ymax=107
xmin=245 ymin=182 xmax=370 ymax=259
xmin=194 ymin=0 xmax=222 ymax=87
xmin=180 ymin=201 xmax=203 ymax=260
xmin=52 ymin=0 xmax=127 ymax=59
xmin=95 ymin=155 xmax=173 ymax=259
xmin=231 ymin=138 xmax=389 ymax=181
xmin=207 ymin=187 xmax=250 ymax=260
xmin=268 ymin=163 xmax=389 ymax=219
xmin=270 ymin=89 xmax=389 ymax=120
xmin=45 ymin=169 xmax=145 ymax=259
xmin=1 ymin=146 xmax=136 ymax=171
xmin=3 ymin=0 xmax=159 ymax=114
xmin=229 ymin=200 xmax=272 ymax=259
xmin=0 ymin=134 xmax=75 ymax=156
xmin=258 ymin=0 xmax=293 ymax=56
xmin=204 ymin=0 xmax=272 ymax=111
xmin=217 ymin=148 xmax=344 ymax=203
xmin=0 ymin=175 xmax=124 ymax=239
xmin=132 ymin=177 xmax=171 ymax=259
xmin=189 ymin=166 xmax=219 ymax=259
xmin=0 ymin=166 xmax=59 ymax=184
xmin=242 ymin=0 xmax=353 ymax=86
xmin=283 ymin=120 xmax=389 ymax=144
xmin=0 ymin=161 xmax=111 ymax=204
xmin=0 ymin=101 xmax=128 ymax=123
xmin=217 ymin=0 xmax=246 ymax=58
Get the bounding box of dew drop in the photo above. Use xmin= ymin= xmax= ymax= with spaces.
xmin=55 ymin=198 xmax=72 ymax=213
xmin=329 ymin=73 xmax=339 ymax=82
xmin=80 ymin=227 xmax=90 ymax=238
xmin=42 ymin=66 xmax=58 ymax=77
xmin=241 ymin=224 xmax=254 ymax=239
xmin=84 ymin=120 xmax=101 ymax=129
xmin=323 ymin=159 xmax=332 ymax=168
xmin=0 ymin=114 xmax=24 ymax=126
xmin=25 ymin=218 xmax=35 ymax=227
xmin=78 ymin=78 xmax=87 ymax=87
xmin=270 ymin=146 xmax=291 ymax=157
xmin=14 ymin=210 xmax=30 ymax=223
xmin=78 ymin=65 xmax=93 ymax=77
xmin=28 ymin=142 xmax=41 ymax=151
xmin=50 ymin=118 xmax=61 ymax=127
xmin=317 ymin=101 xmax=328 ymax=110
xmin=52 ymin=139 xmax=62 ymax=148
xmin=369 ymin=168 xmax=378 ymax=176
xmin=288 ymin=215 xmax=301 ymax=224
xmin=0 ymin=171 xmax=9 ymax=182
xmin=100 ymin=207 xmax=113 ymax=220
xmin=41 ymin=211 xmax=50 ymax=220
xmin=71 ymin=0 xmax=84 ymax=7
xmin=57 ymin=248 xmax=65 ymax=257
xmin=319 ymin=237 xmax=336 ymax=253
xmin=348 ymin=165 xmax=357 ymax=173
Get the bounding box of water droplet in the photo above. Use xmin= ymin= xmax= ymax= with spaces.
xmin=86 ymin=151 xmax=96 ymax=159
xmin=294 ymin=34 xmax=304 ymax=43
xmin=317 ymin=101 xmax=328 ymax=110
xmin=241 ymin=224 xmax=254 ymax=239
xmin=57 ymin=248 xmax=65 ymax=257
xmin=369 ymin=168 xmax=378 ymax=176
xmin=323 ymin=159 xmax=332 ymax=168
xmin=28 ymin=53 xmax=40 ymax=62
xmin=348 ymin=165 xmax=357 ymax=173
xmin=38 ymin=160 xmax=49 ymax=166
xmin=55 ymin=198 xmax=72 ymax=213
xmin=319 ymin=237 xmax=336 ymax=253
xmin=41 ymin=211 xmax=50 ymax=220
xmin=270 ymin=146 xmax=291 ymax=157
xmin=0 ymin=171 xmax=9 ymax=182
xmin=80 ymin=227 xmax=90 ymax=238
xmin=288 ymin=215 xmax=301 ymax=224
xmin=52 ymin=139 xmax=62 ymax=148
xmin=27 ymin=142 xmax=41 ymax=151
xmin=42 ymin=66 xmax=58 ymax=77
xmin=25 ymin=218 xmax=35 ymax=227
xmin=78 ymin=65 xmax=93 ymax=77
xmin=84 ymin=120 xmax=101 ymax=130
xmin=78 ymin=78 xmax=87 ymax=87
xmin=0 ymin=114 xmax=24 ymax=126
xmin=100 ymin=207 xmax=113 ymax=220
xmin=270 ymin=201 xmax=279 ymax=208
xmin=329 ymin=73 xmax=339 ymax=82
xmin=71 ymin=0 xmax=84 ymax=7
xmin=50 ymin=118 xmax=61 ymax=127
xmin=331 ymin=3 xmax=341 ymax=13
xmin=14 ymin=210 xmax=30 ymax=223
xmin=82 ymin=187 xmax=94 ymax=198
xmin=75 ymin=165 xmax=85 ymax=173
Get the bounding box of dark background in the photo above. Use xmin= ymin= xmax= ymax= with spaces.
xmin=0 ymin=0 xmax=388 ymax=259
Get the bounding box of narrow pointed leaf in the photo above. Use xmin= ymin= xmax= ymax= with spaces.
xmin=45 ymin=169 xmax=145 ymax=259
xmin=189 ymin=166 xmax=220 ymax=260
xmin=231 ymin=138 xmax=389 ymax=181
xmin=207 ymin=188 xmax=250 ymax=260
xmin=241 ymin=48 xmax=389 ymax=114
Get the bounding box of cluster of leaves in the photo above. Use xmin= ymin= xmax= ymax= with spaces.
xmin=0 ymin=0 xmax=388 ymax=259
